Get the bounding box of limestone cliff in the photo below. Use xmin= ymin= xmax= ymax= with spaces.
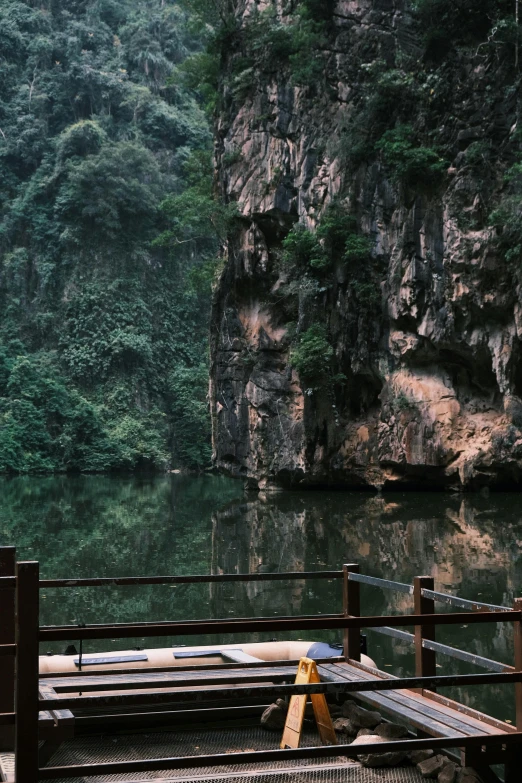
xmin=210 ymin=0 xmax=522 ymax=490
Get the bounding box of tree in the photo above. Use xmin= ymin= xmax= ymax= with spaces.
xmin=0 ymin=0 xmax=215 ymax=473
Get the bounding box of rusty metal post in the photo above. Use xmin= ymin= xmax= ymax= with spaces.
xmin=414 ymin=576 xmax=436 ymax=694
xmin=0 ymin=547 xmax=16 ymax=731
xmin=505 ymin=597 xmax=522 ymax=783
xmin=514 ymin=597 xmax=522 ymax=731
xmin=343 ymin=564 xmax=360 ymax=662
xmin=15 ymin=561 xmax=40 ymax=783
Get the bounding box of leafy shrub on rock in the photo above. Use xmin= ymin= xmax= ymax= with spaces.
xmin=290 ymin=324 xmax=335 ymax=386
xmin=376 ymin=125 xmax=446 ymax=188
xmin=281 ymin=225 xmax=328 ymax=271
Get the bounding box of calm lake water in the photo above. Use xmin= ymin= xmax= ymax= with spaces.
xmin=1 ymin=474 xmax=521 ymax=723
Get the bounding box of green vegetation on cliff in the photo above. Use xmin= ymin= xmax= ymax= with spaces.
xmin=0 ymin=0 xmax=215 ymax=473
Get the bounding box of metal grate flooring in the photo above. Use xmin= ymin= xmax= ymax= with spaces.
xmin=31 ymin=726 xmax=425 ymax=783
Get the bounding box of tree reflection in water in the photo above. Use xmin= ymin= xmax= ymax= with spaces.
xmin=1 ymin=476 xmax=520 ymax=722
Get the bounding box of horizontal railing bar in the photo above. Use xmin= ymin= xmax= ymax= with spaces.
xmin=0 ymin=576 xmax=15 ymax=588
xmin=367 ymin=627 xmax=513 ymax=673
xmin=37 ymin=733 xmax=522 ymax=779
xmin=347 ymin=573 xmax=413 ymax=594
xmin=40 ymin=612 xmax=341 ymax=632
xmin=367 ymin=626 xmax=415 ymax=643
xmin=39 ymin=612 xmax=342 ymax=640
xmin=40 ymin=571 xmax=342 ymax=588
xmin=0 ymin=712 xmax=15 ymax=726
xmin=39 ymin=656 xmax=345 ymax=679
xmin=38 ymin=671 xmax=522 ymax=710
xmin=38 ymin=610 xmax=520 ymax=642
xmin=423 ymin=639 xmax=514 ymax=673
xmin=0 ymin=644 xmax=16 ymax=657
xmin=421 ymin=589 xmax=510 ymax=612
xmin=74 ymin=704 xmax=269 ymax=727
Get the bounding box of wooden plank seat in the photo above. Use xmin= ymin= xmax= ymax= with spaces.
xmin=37 ymin=703 xmax=75 ymax=768
xmin=318 ymin=659 xmax=515 ymax=766
xmin=38 ymin=656 xmax=517 ymax=769
xmin=37 ymin=663 xmax=297 ymax=735
xmin=41 ymin=664 xmax=297 ymax=694
xmin=36 ymin=661 xmax=297 ymax=754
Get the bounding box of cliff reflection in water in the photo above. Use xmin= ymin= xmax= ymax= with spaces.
xmin=210 ymin=491 xmax=522 ymax=723
xmin=1 ymin=476 xmax=521 ymax=722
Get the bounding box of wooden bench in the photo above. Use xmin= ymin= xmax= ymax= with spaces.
xmin=34 ymin=655 xmax=521 ymax=783
xmin=319 ymin=659 xmax=516 ymax=768
xmin=38 ymin=660 xmax=296 ymax=739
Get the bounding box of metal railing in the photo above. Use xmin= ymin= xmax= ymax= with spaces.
xmin=346 ymin=568 xmax=516 ymax=673
xmin=1 ymin=548 xmax=522 ymax=783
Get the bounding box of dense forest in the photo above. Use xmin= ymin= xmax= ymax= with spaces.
xmin=0 ymin=0 xmax=218 ymax=473
xmin=4 ymin=0 xmax=522 ymax=482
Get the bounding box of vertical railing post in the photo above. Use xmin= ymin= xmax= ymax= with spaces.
xmin=506 ymin=597 xmax=522 ymax=783
xmin=343 ymin=564 xmax=360 ymax=662
xmin=0 ymin=547 xmax=16 ymax=747
xmin=514 ymin=597 xmax=522 ymax=731
xmin=413 ymin=576 xmax=436 ymax=694
xmin=15 ymin=561 xmax=40 ymax=783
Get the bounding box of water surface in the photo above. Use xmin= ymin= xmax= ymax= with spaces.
xmin=1 ymin=475 xmax=521 ymax=723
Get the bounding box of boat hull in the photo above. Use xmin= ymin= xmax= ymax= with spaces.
xmin=39 ymin=641 xmax=375 ymax=673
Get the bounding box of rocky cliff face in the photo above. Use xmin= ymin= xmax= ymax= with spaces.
xmin=210 ymin=0 xmax=522 ymax=490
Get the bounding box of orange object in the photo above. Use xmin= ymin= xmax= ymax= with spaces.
xmin=281 ymin=657 xmax=337 ymax=748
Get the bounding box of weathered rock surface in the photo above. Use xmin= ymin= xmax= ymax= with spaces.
xmin=357 ymin=727 xmax=377 ymax=737
xmin=333 ymin=717 xmax=358 ymax=736
xmin=375 ymin=721 xmax=409 ymax=739
xmin=342 ymin=701 xmax=382 ymax=728
xmin=211 ymin=0 xmax=522 ymax=491
xmin=458 ymin=767 xmax=484 ymax=783
xmin=349 ymin=735 xmax=408 ymax=767
xmin=418 ymin=755 xmax=449 ymax=779
xmin=260 ymin=702 xmax=287 ymax=730
xmin=438 ymin=761 xmax=458 ymax=783
xmin=410 ymin=749 xmax=435 ymax=765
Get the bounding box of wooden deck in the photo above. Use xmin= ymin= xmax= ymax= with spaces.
xmin=38 ymin=658 xmax=515 ymax=758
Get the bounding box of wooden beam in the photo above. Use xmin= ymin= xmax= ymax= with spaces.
xmin=37 ymin=670 xmax=522 ymax=711
xmin=39 ymin=656 xmax=345 ymax=679
xmin=49 ymin=670 xmax=298 ymax=693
